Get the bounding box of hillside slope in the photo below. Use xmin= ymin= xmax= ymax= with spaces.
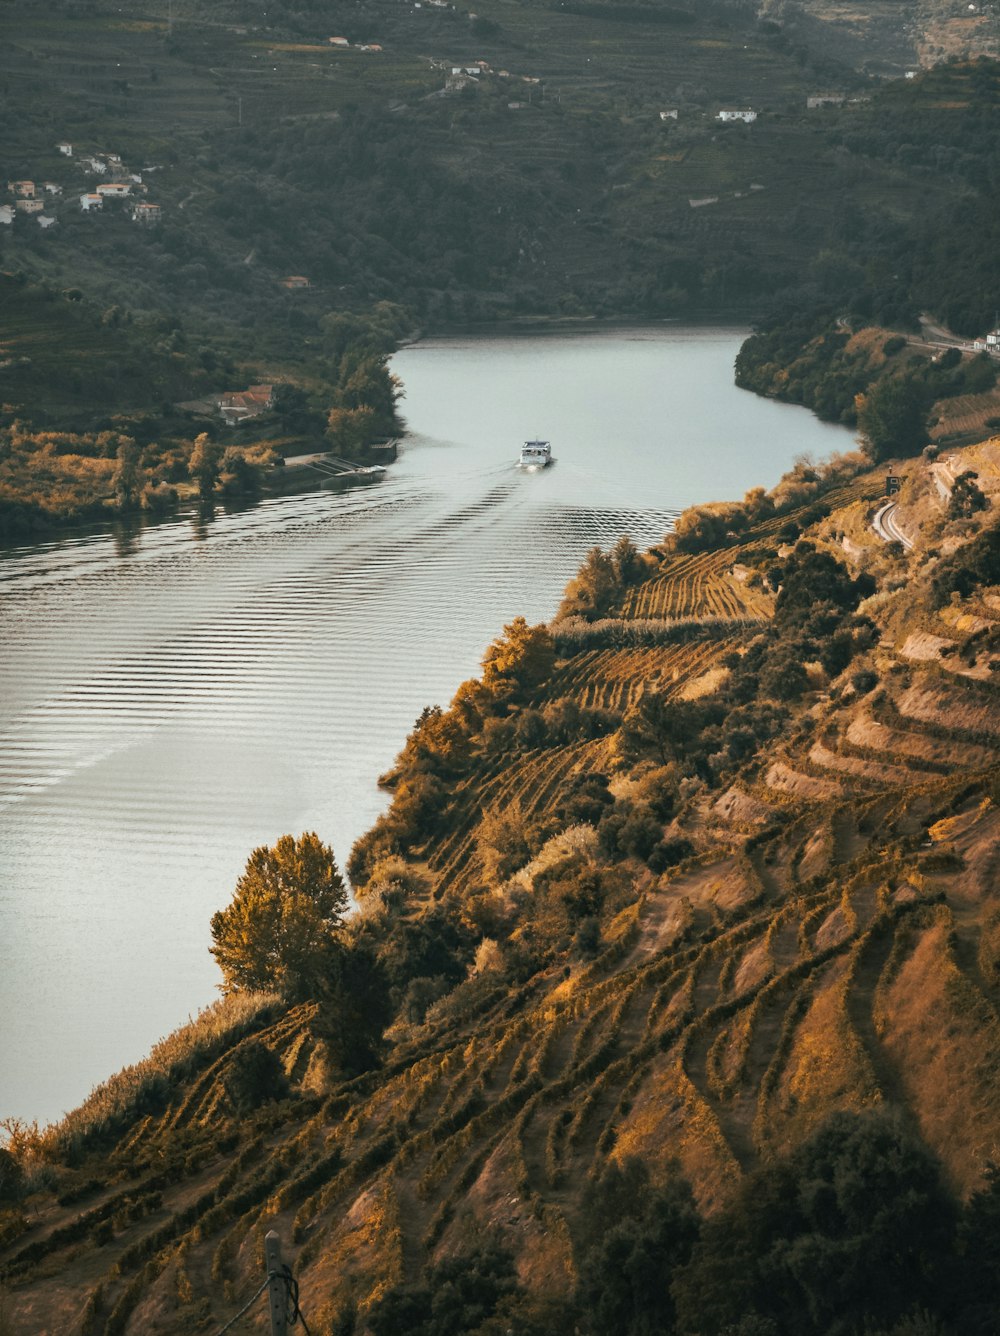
xmin=2 ymin=0 xmax=998 ymax=346
xmin=5 ymin=436 xmax=1000 ymax=1334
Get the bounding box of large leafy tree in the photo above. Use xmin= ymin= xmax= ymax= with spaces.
xmin=481 ymin=616 xmax=555 ymax=700
xmin=855 ymin=375 xmax=928 ymax=462
xmin=210 ymin=832 xmax=348 ymax=1000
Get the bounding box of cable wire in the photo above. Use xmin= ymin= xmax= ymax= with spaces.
xmin=212 ymin=1277 xmax=270 ymax=1336
xmin=281 ymin=1263 xmax=313 ymax=1335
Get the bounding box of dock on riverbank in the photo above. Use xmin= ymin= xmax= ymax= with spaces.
xmin=269 ymin=450 xmax=390 ymax=494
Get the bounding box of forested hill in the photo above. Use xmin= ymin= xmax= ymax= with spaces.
xmin=5 ymin=425 xmax=1000 ymax=1334
xmin=2 ymin=0 xmax=999 ymax=359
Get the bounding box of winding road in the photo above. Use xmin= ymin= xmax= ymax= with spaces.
xmin=872 ymin=499 xmax=914 ymax=549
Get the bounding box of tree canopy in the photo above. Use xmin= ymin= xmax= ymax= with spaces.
xmin=210 ymin=831 xmax=348 ymax=1000
xmin=481 ymin=616 xmax=555 ymax=700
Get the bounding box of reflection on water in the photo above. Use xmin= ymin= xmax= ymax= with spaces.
xmin=0 ymin=326 xmax=853 ymax=1126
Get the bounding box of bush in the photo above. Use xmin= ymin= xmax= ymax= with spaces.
xmin=223 ymin=1040 xmax=288 ymax=1114
xmin=672 ymin=1110 xmax=956 ymax=1336
xmin=851 ymin=668 xmax=878 ymax=695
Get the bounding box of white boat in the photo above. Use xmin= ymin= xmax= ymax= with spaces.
xmin=518 ymin=439 xmax=553 ymax=469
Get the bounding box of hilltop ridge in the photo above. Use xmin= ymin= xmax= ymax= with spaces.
xmin=4 ymin=425 xmax=1000 ymax=1334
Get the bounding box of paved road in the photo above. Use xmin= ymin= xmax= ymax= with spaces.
xmin=872 ymin=499 xmax=914 ymax=549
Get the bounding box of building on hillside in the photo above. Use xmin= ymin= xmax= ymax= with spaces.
xmin=37 ymin=214 xmax=57 ymax=229
xmin=15 ymin=199 xmax=44 ymax=214
xmin=281 ymin=275 xmax=310 ymax=288
xmin=80 ymin=193 xmax=103 ymax=211
xmin=328 ymin=35 xmax=349 ymax=45
xmin=218 ymin=384 xmax=275 ymax=426
xmin=42 ymin=181 xmax=62 ymax=196
xmin=807 ymin=94 xmax=845 ymax=108
xmin=8 ymin=180 xmax=35 ymax=198
xmin=132 ymin=202 xmax=162 ymax=224
xmin=357 ymin=43 xmax=383 ymax=51
xmin=0 ymin=205 xmax=13 ymax=226
xmin=56 ymin=141 xmax=73 ymax=156
xmin=97 ymin=182 xmax=131 ymax=199
xmin=659 ymin=108 xmax=678 ymax=120
xmin=717 ymin=108 xmax=757 ymax=123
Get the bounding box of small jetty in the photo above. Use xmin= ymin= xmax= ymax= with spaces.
xmin=275 ymin=450 xmax=389 ymax=492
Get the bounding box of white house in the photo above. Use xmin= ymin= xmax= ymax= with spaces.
xmin=132 ymin=202 xmax=162 ymax=224
xmin=807 ymin=94 xmax=845 ymax=109
xmin=0 ymin=205 xmax=13 ymax=225
xmin=80 ymin=193 xmax=103 ymax=211
xmin=56 ymin=141 xmax=73 ymax=156
xmin=97 ymin=182 xmax=131 ymax=198
xmin=42 ymin=181 xmax=62 ymax=195
xmin=717 ymin=108 xmax=757 ymax=123
xmin=659 ymin=109 xmax=678 ymax=121
xmin=37 ymin=214 xmax=57 ymax=229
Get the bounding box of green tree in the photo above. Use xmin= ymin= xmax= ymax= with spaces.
xmin=559 ymin=545 xmax=619 ymax=620
xmin=948 ymin=470 xmax=990 ymax=519
xmin=481 ymin=616 xmax=555 ymax=700
xmin=112 ymin=437 xmax=142 ymax=509
xmin=856 ymin=376 xmax=928 ymax=462
xmin=223 ymin=1038 xmax=288 ymax=1113
xmin=578 ymin=1159 xmax=700 ymax=1336
xmin=210 ymin=832 xmax=348 ymax=999
xmin=673 ymin=1111 xmax=956 ymax=1335
xmin=312 ymin=937 xmax=393 ymax=1075
xmin=189 ymin=432 xmax=222 ymax=500
xmin=326 ymin=405 xmax=376 ymax=459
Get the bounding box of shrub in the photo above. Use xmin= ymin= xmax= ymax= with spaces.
xmin=223 ymin=1040 xmax=288 ymax=1114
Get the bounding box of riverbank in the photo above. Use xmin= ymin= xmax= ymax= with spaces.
xmin=0 ymin=325 xmax=856 ymax=1130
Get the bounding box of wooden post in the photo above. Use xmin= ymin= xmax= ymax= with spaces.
xmin=265 ymin=1230 xmax=287 ymax=1336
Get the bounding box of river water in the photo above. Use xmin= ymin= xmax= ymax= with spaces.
xmin=0 ymin=326 xmax=853 ymax=1127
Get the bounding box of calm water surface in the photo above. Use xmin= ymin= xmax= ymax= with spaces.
xmin=0 ymin=327 xmax=853 ymax=1126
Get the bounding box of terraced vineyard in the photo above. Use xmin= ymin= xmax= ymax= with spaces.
xmin=620 ymin=551 xmax=774 ymax=621
xmin=6 ymin=446 xmax=1000 ymax=1334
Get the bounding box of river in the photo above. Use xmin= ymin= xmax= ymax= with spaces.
xmin=0 ymin=325 xmax=853 ymax=1127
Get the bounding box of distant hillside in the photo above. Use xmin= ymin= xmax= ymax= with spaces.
xmin=5 ymin=422 xmax=1000 ymax=1333
xmin=2 ymin=0 xmax=999 ymax=360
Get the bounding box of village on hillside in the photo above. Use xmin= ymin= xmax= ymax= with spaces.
xmin=2 ymin=141 xmax=163 ymax=231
